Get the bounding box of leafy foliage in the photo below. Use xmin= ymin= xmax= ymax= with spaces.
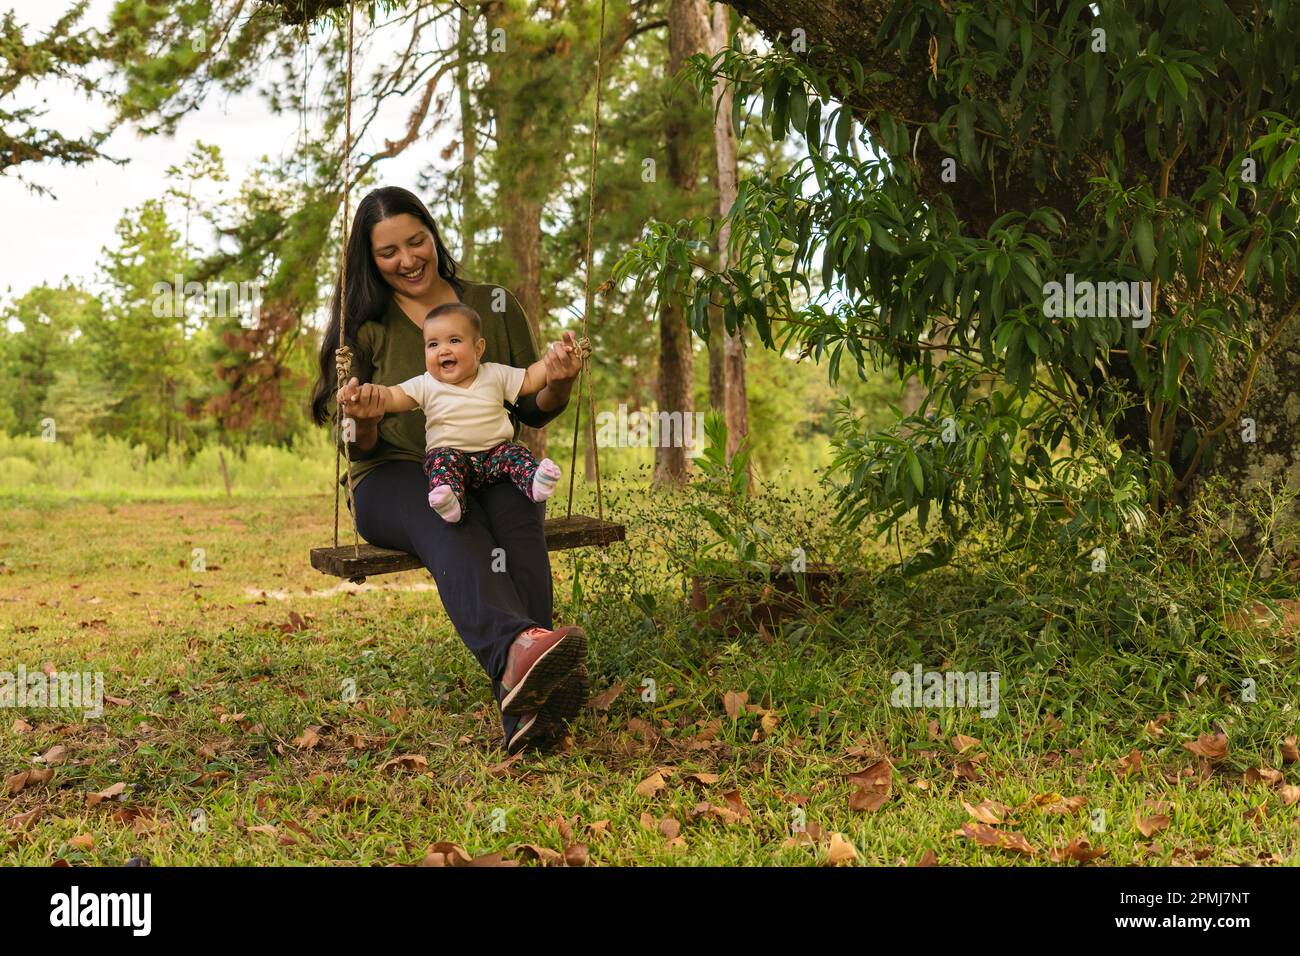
xmin=613 ymin=0 xmax=1300 ymax=568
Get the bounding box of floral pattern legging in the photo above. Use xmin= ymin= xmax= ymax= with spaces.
xmin=423 ymin=441 xmax=541 ymax=515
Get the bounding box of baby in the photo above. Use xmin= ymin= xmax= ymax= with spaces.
xmin=354 ymin=302 xmax=565 ymax=523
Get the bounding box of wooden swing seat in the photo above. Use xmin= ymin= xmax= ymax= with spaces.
xmin=311 ymin=514 xmax=625 ymax=583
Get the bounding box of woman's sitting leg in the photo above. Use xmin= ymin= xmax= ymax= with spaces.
xmin=353 ymin=460 xmax=534 ymax=682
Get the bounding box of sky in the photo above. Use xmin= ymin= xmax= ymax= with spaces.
xmin=0 ymin=0 xmax=442 ymax=310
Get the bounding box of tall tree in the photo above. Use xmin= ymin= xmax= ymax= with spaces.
xmin=653 ymin=0 xmax=711 ymax=484
xmin=709 ymin=2 xmax=750 ymax=480
xmin=92 ymin=199 xmax=205 ymax=454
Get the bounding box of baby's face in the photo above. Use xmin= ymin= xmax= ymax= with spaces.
xmin=424 ymin=314 xmax=484 ymax=385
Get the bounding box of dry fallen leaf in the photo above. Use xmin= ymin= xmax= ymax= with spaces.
xmin=951 ymin=734 xmax=980 ymax=753
xmin=4 ymin=768 xmax=52 ymax=795
xmin=10 ymin=719 xmax=32 ymax=734
xmin=658 ymin=816 xmax=681 ymax=840
xmin=914 ymin=849 xmax=938 ymax=867
xmin=1136 ymin=814 xmax=1170 ymax=837
xmin=848 ymin=759 xmax=892 ymax=790
xmin=1244 ymin=767 xmax=1284 ymax=788
xmin=849 ymin=787 xmax=889 ymax=812
xmin=1050 ymin=836 xmax=1107 ymax=863
xmin=684 ymin=772 xmax=720 ymax=786
xmin=721 ymin=789 xmax=751 ymax=819
xmin=958 ymin=821 xmax=1036 ymax=856
xmin=1144 ymin=712 xmax=1172 ymax=737
xmin=723 ymin=690 xmax=749 ymax=720
xmin=1026 ymin=793 xmax=1088 ymax=815
xmin=421 ymin=841 xmax=473 ymax=867
xmin=87 ymin=782 xmax=127 ymax=807
xmin=1182 ymin=732 xmax=1228 ymax=761
xmin=962 ymin=798 xmax=1010 ymax=824
xmin=5 ymin=809 xmax=41 ymax=831
xmin=847 ymin=758 xmax=892 ymax=813
xmin=1118 ymin=749 xmax=1144 ymax=777
xmin=37 ymin=745 xmax=68 ymax=766
xmin=635 ymin=770 xmax=667 ymax=798
xmin=487 ymin=752 xmax=523 ymax=777
xmin=563 ymin=843 xmax=589 ymax=867
xmin=511 ymin=843 xmax=564 ymax=866
xmin=1282 ymin=737 xmax=1299 ymax=765
xmin=825 ymin=832 xmax=858 ymax=866
xmin=625 ymin=717 xmax=659 ymax=744
xmin=292 ymin=726 xmax=323 ymax=750
xmin=378 ymin=754 xmax=428 ymax=775
xmin=68 ymin=833 xmax=95 ymax=851
xmin=590 ymin=682 xmax=623 ymax=711
xmin=1277 ymin=785 xmax=1300 ymax=807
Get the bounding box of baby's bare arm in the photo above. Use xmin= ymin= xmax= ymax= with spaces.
xmin=373 ymin=383 xmax=418 ymax=413
xmin=519 ymin=359 xmax=549 ymax=397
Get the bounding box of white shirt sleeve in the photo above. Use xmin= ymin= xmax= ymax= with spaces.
xmin=484 ymin=362 xmax=527 ymax=404
xmin=395 ymin=372 xmax=432 ymax=410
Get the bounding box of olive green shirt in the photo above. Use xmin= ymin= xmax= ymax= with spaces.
xmin=334 ymin=280 xmax=542 ymax=489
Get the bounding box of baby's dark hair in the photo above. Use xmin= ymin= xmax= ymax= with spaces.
xmin=424 ymin=302 xmax=482 ymax=337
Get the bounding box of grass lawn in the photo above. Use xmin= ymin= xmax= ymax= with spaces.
xmin=1 ymin=491 xmax=1297 ymax=866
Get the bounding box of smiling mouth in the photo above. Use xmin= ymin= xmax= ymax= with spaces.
xmin=439 ymin=358 xmax=456 ymax=370
xmin=399 ymin=263 xmax=426 ymax=282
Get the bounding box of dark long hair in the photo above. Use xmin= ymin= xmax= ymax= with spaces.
xmin=309 ymin=186 xmax=462 ymax=425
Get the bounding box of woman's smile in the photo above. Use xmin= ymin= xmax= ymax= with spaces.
xmin=398 ymin=262 xmax=427 ymax=284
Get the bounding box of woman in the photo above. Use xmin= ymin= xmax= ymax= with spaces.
xmin=310 ymin=186 xmax=589 ymax=755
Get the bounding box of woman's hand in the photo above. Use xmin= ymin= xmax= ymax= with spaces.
xmin=543 ymin=330 xmax=583 ymax=386
xmin=337 ymin=377 xmax=385 ymax=424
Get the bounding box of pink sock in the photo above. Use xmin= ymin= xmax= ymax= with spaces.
xmin=531 ymin=458 xmax=561 ymax=502
xmin=428 ymin=484 xmax=462 ymax=523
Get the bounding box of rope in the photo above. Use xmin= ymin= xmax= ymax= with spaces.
xmin=332 ymin=0 xmax=360 ymax=555
xmin=564 ymin=0 xmax=608 ymax=521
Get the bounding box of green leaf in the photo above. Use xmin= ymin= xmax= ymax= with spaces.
xmin=1144 ymin=66 xmax=1162 ymax=104
xmin=1165 ymin=62 xmax=1188 ymax=101
xmin=1048 ymin=71 xmax=1067 ymax=138
xmin=1133 ymin=217 xmax=1155 ymax=271
xmin=835 ymin=107 xmax=853 ymax=153
xmin=906 ymin=449 xmax=924 ymax=494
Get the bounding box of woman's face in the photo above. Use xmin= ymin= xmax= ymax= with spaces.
xmin=370 ymin=213 xmax=438 ymax=296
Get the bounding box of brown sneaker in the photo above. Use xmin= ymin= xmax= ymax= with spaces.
xmin=536 ymin=662 xmax=589 ymax=738
xmin=506 ymin=665 xmax=589 ymax=755
xmin=506 ymin=712 xmax=543 ymax=756
xmin=499 ymin=625 xmax=587 ymax=716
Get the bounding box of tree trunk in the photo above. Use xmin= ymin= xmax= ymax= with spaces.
xmin=707 ymin=305 xmax=726 ymax=412
xmin=654 ymin=0 xmax=711 ymax=486
xmin=457 ymin=5 xmax=478 ymax=276
xmin=712 ymin=4 xmax=750 ymax=482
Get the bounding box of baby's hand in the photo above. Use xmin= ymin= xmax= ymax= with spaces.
xmin=544 ymin=330 xmax=583 ymax=384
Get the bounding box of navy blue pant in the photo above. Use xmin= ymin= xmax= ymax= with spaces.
xmin=353 ymin=459 xmax=552 ymax=743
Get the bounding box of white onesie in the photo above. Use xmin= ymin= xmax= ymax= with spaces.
xmin=396 ymin=362 xmax=527 ymax=453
